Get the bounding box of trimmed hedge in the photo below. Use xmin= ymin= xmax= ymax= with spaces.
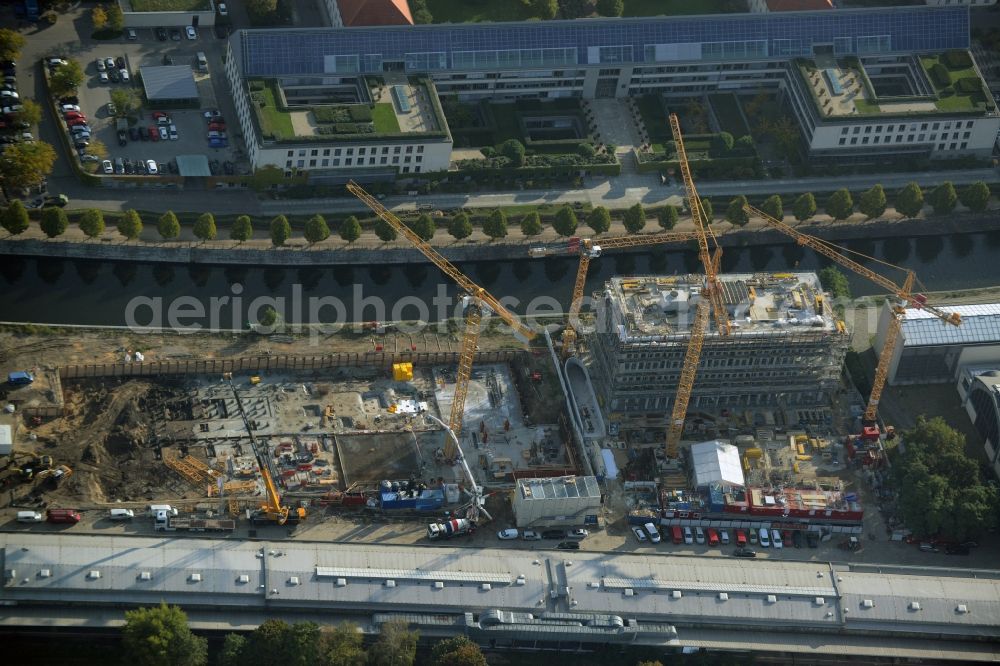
xmin=943 ymin=50 xmax=973 ymax=69
xmin=930 ymin=62 xmax=951 ymax=88
xmin=955 ymin=77 xmax=983 ymax=94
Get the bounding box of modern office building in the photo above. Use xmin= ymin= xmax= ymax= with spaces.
xmin=511 ymin=475 xmax=602 ymax=528
xmin=958 ymin=366 xmax=1000 ymax=480
xmin=587 ymin=273 xmax=849 ymax=430
xmin=225 ymin=5 xmax=997 ymax=175
xmin=875 ymin=302 xmax=1000 ymax=385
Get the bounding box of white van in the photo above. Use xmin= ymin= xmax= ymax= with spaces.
xmin=17 ymin=511 xmax=43 ymax=523
xmin=695 ymin=526 xmax=706 ymax=544
xmin=147 ymin=504 xmax=177 ymax=517
xmin=109 ymin=508 xmax=135 ymax=521
xmin=759 ymin=528 xmax=771 ymax=548
xmin=683 ymin=526 xmax=693 ymax=545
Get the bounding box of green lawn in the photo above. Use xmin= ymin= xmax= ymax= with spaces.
xmin=257 ymin=84 xmax=294 ymax=140
xmin=919 ymin=55 xmax=988 ymax=112
xmin=372 ymin=103 xmax=401 ymax=133
xmin=853 ymin=98 xmax=881 ymax=114
xmin=129 ymin=0 xmax=211 ymax=10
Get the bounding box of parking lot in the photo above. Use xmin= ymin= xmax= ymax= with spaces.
xmin=59 ymin=27 xmax=242 ymax=176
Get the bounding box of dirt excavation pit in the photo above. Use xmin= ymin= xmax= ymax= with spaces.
xmin=14 ymin=379 xmax=191 ymax=507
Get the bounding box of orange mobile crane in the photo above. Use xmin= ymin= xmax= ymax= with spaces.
xmin=532 ymin=231 xmax=702 ymax=358
xmin=224 ymin=374 xmax=305 ymax=525
xmin=743 ymin=203 xmax=961 ymax=434
xmin=663 ymin=113 xmax=731 ymax=460
xmin=347 ymin=181 xmax=535 ymax=460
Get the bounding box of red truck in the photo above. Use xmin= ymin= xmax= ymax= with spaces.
xmin=47 ymin=508 xmax=82 ymax=524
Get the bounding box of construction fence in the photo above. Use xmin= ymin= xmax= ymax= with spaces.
xmin=57 ymin=350 xmax=528 ymax=380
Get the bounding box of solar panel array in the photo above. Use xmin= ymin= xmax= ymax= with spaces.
xmin=903 ymin=303 xmax=1000 ymax=347
xmin=240 ymin=7 xmax=968 ymax=77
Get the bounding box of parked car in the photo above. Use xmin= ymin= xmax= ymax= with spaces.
xmin=643 ymin=523 xmax=661 ymax=543
xmin=108 ymin=68 xmax=119 ymax=83
xmin=208 ymin=122 xmax=226 ymax=132
xmin=567 ymin=528 xmax=588 ymax=540
xmin=695 ymin=526 xmax=706 ymax=545
xmin=758 ymin=528 xmax=770 ymax=548
xmin=792 ymin=530 xmax=803 ymax=549
xmin=80 ymin=154 xmax=101 ymax=163
xmin=126 ymin=28 xmax=137 ymax=41
xmin=128 ymin=126 xmax=140 ymax=141
xmin=556 ymin=541 xmax=580 ymax=550
xmin=117 ymin=130 xmax=127 ymax=146
xmin=115 ymin=56 xmax=125 ymax=69
xmin=64 ymin=110 xmax=84 ymax=120
xmin=98 ymin=71 xmax=109 ymax=84
xmin=706 ymin=528 xmax=719 ymax=546
xmin=156 ymin=27 xmax=168 ymax=41
xmin=497 ymin=529 xmax=519 ymax=540
xmin=148 ymin=126 xmax=159 ymax=141
xmin=733 ymin=548 xmax=757 ymax=558
xmin=158 ymin=126 xmax=168 ymax=140
xmin=146 ymin=159 xmax=158 ymax=175
xmin=218 ymin=2 xmax=228 ymax=14
xmin=203 ymin=109 xmax=223 ymax=119
xmin=632 ymin=526 xmax=647 ymax=543
xmin=119 ymin=69 xmax=130 ymax=83
xmin=683 ymin=526 xmax=693 ymax=545
xmin=0 ymin=90 xmax=19 ymax=100
xmin=67 ymin=118 xmax=89 ymax=128
xmin=541 ymin=530 xmax=565 ymax=539
xmin=771 ymin=529 xmax=783 ymax=549
xmin=73 ymin=139 xmax=89 ymax=149
xmin=168 ymin=124 xmax=178 ymax=140
xmin=102 ymin=159 xmax=113 ymax=174
xmin=186 ymin=26 xmax=197 ymax=40
xmin=170 ymin=28 xmax=182 ymax=41
xmin=61 ymin=104 xmax=81 ymax=113
xmin=522 ymin=530 xmax=541 ymax=541
xmin=720 ymin=529 xmax=730 ymax=545
xmin=104 ymin=57 xmax=116 ymax=70
xmin=208 ymin=138 xmax=228 ymax=148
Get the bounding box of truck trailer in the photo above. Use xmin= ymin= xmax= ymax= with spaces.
xmin=427 ymin=518 xmax=474 ymax=540
xmin=154 ymin=511 xmax=235 ymax=533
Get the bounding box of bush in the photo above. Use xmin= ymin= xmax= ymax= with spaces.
xmin=230 ymin=215 xmax=253 ymax=242
xmin=79 ymin=209 xmax=105 ymax=238
xmin=269 ymin=214 xmax=291 ymax=246
xmin=520 ymin=211 xmax=542 ymax=236
xmin=411 ymin=213 xmax=436 ymax=241
xmin=711 ymin=131 xmax=734 ymax=155
xmin=158 ymin=211 xmax=180 ymax=240
xmin=825 ymin=188 xmax=854 ymax=221
xmin=193 ymin=213 xmax=217 ymax=241
xmin=623 ymin=203 xmax=646 ymax=233
xmin=374 ymin=218 xmax=397 ymax=242
xmin=117 ymin=209 xmax=143 ymax=240
xmin=657 ymin=206 xmax=678 ymax=230
xmin=943 ymin=50 xmax=973 ymax=69
xmin=303 ymin=214 xmax=330 ymax=243
xmin=339 ymin=215 xmax=361 ymax=243
xmin=587 ymin=206 xmax=611 ymax=234
xmin=448 ymin=212 xmax=472 ymax=240
xmin=483 ymin=209 xmax=508 ymax=239
xmin=960 ymin=181 xmax=991 ymax=212
xmin=726 ymin=195 xmax=749 ymax=226
xmin=955 ymin=77 xmax=982 ymax=94
xmin=39 ymin=207 xmax=68 ymax=238
xmin=930 ymin=62 xmax=951 ymax=88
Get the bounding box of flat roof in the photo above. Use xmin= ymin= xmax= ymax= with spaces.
xmin=175 ymin=154 xmax=211 ymax=176
xmin=140 ymin=66 xmax=199 ymax=101
xmin=234 ymin=6 xmax=969 ymax=78
xmin=604 ymin=272 xmax=838 ymax=341
xmin=517 ymin=475 xmax=601 ymax=500
xmin=902 ymin=303 xmax=1000 ymax=347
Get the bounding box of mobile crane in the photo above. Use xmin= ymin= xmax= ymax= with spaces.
xmin=531 ymin=231 xmax=702 ymax=358
xmin=347 ymin=181 xmax=535 ymax=460
xmin=663 ymin=113 xmax=731 ymax=460
xmin=223 ymin=373 xmax=305 ymax=525
xmin=743 ymin=203 xmax=961 ymax=431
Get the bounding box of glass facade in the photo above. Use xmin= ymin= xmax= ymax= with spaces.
xmin=240 ymin=6 xmax=969 ymax=77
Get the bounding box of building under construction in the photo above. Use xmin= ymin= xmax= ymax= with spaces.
xmin=587 ymin=272 xmax=849 ymax=429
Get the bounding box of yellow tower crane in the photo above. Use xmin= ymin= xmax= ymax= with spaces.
xmin=542 ymin=230 xmax=703 ymax=358
xmin=663 ymin=113 xmax=732 ymax=460
xmin=743 ymin=203 xmax=961 ymax=427
xmin=347 ymin=181 xmax=535 ymax=460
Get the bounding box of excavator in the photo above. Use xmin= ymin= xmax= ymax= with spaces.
xmin=222 ymin=373 xmax=305 ymax=525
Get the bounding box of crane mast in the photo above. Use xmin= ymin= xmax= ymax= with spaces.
xmin=742 ymin=203 xmax=961 ymax=425
xmin=347 ymin=181 xmax=534 ymax=460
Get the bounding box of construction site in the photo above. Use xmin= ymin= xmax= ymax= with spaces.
xmin=0 ymin=114 xmax=964 ymax=552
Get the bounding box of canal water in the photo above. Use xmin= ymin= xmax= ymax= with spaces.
xmin=1 ymin=231 xmax=998 ymax=328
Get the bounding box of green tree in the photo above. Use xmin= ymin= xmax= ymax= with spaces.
xmin=92 ymin=4 xmax=108 ymax=29
xmin=247 ymin=0 xmax=278 ymax=21
xmin=587 ymin=206 xmax=611 ymax=234
xmin=825 ymin=188 xmax=854 ymax=221
xmin=499 ymin=139 xmax=526 ymax=167
xmin=520 ymin=211 xmax=542 ymax=236
xmin=39 ymin=206 xmax=68 ymax=238
xmin=793 ymin=192 xmax=816 ymax=222
xmin=595 ymin=0 xmax=623 ymax=16
xmin=0 ymin=28 xmax=26 ymax=62
xmin=725 ymin=195 xmax=749 ymax=226
xmin=553 ymin=205 xmax=578 ymax=237
xmin=0 ymin=140 xmax=56 ymax=191
xmin=960 ymin=181 xmax=991 ymax=213
xmin=270 ymin=214 xmax=291 ymax=246
xmin=735 ymin=134 xmax=755 ymax=153
xmin=760 ymin=194 xmax=783 ymax=222
xmin=429 ymin=636 xmax=487 ymax=666
xmin=1 ymin=200 xmax=29 ymax=236
xmin=818 ymin=266 xmax=851 ymax=299
xmin=122 ymin=602 xmax=207 ymax=666
xmin=657 ymin=205 xmax=678 ymax=230
xmin=895 ymin=181 xmax=924 ymax=218
xmin=218 ymin=634 xmax=246 ymax=666
xmin=49 ymin=60 xmax=85 ymax=98
xmin=14 ymin=99 xmax=42 ymax=128
xmin=117 ymin=209 xmax=143 ymax=240
xmin=411 ymin=213 xmax=436 ymax=241
xmin=532 ymin=0 xmax=558 ymax=19
xmin=339 ymin=215 xmax=361 ymax=243
xmin=79 ymin=209 xmax=105 ymax=238
xmin=158 ymin=211 xmax=180 ymax=240
xmin=107 ymin=3 xmax=124 ymax=31
xmin=577 ymin=142 xmax=596 ymax=159
xmin=623 ymin=202 xmax=646 ymax=233
xmin=483 ymin=209 xmax=508 ymax=239
xmin=700 ymin=198 xmax=713 ymax=223
xmin=368 ymin=619 xmax=418 ymax=666
xmin=893 ymin=416 xmax=999 ymax=540
xmin=258 ymin=306 xmax=279 ymax=329
xmin=560 ymin=0 xmax=591 ymax=18
xmin=231 ymin=215 xmax=254 ymax=242
xmin=110 ymin=88 xmax=141 ymax=117
xmin=712 ymin=131 xmax=734 ymax=154
xmin=321 ymin=623 xmax=367 ymax=666
xmin=858 ymin=184 xmax=887 ymax=220
xmin=242 ymin=619 xmax=321 ymax=666
xmin=448 ymin=212 xmax=472 ymax=240
xmin=931 ymin=181 xmax=957 ymax=215
xmin=193 ymin=213 xmax=217 ymax=241
xmin=374 ymin=218 xmax=397 ymax=242
xmin=303 ymin=214 xmax=330 ymax=243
